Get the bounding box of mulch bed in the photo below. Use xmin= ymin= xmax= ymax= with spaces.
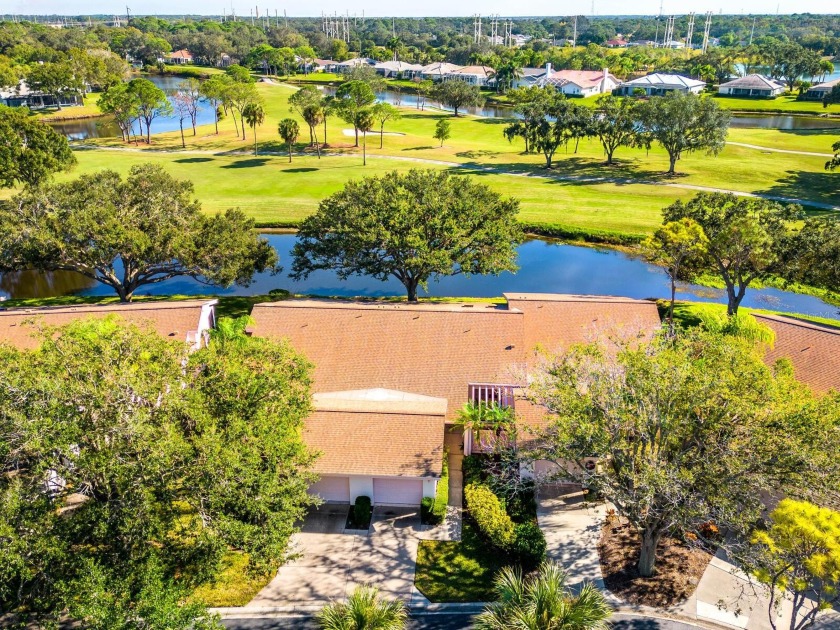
xmin=598 ymin=522 xmax=713 ymax=608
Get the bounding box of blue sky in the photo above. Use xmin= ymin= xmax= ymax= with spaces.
xmin=5 ymin=0 xmax=838 ymax=18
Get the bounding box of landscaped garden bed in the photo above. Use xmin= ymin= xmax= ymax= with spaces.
xmin=598 ymin=522 xmax=713 ymax=607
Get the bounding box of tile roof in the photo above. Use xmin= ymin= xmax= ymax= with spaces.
xmin=754 ymin=314 xmax=840 ymax=394
xmin=420 ymin=62 xmax=463 ymax=75
xmin=251 ymin=299 xmax=525 ymax=422
xmin=719 ymin=74 xmax=785 ymax=90
xmin=540 ymin=69 xmax=618 ymax=89
xmin=448 ymin=65 xmax=494 ymax=77
xmin=374 ymin=60 xmax=424 ymax=72
xmin=304 ymin=408 xmax=445 ymax=477
xmin=169 ymin=49 xmax=193 ymax=59
xmin=0 ymin=300 xmax=215 ymax=350
xmin=808 ymin=77 xmax=840 ymax=92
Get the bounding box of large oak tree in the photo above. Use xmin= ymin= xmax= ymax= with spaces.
xmin=524 ymin=327 xmax=827 ymax=578
xmin=291 ymin=169 xmax=523 ymax=302
xmin=0 ymin=316 xmax=315 ymax=627
xmin=0 ymin=164 xmax=278 ymax=301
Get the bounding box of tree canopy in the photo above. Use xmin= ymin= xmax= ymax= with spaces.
xmin=637 ymin=92 xmax=731 ymax=174
xmin=291 ymin=169 xmax=523 ymax=302
xmin=431 ymin=80 xmax=484 ymax=116
xmin=0 ymin=105 xmax=76 ymax=188
xmin=0 ymin=163 xmax=278 ymax=301
xmin=0 ymin=316 xmax=315 ymax=627
xmin=524 ymin=326 xmax=831 ymax=578
xmin=334 ymin=80 xmax=376 ymax=147
xmin=662 ymin=193 xmax=799 ymax=315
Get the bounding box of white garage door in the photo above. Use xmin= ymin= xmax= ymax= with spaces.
xmin=373 ymin=478 xmax=424 ymax=506
xmin=310 ymin=476 xmax=350 ymax=503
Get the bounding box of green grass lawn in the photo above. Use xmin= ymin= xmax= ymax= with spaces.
xmin=189 ymin=552 xmax=272 ymax=607
xmin=415 ymin=518 xmax=505 ymax=602
xmin=712 ymin=93 xmax=840 ymax=114
xmin=35 ymin=93 xmax=103 ymax=121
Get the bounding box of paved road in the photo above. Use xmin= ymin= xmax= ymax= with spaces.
xmin=221 ymin=611 xmax=706 ymax=629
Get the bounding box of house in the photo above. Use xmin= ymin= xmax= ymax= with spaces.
xmin=0 ymin=79 xmax=82 ymax=109
xmin=802 ymin=77 xmax=840 ymax=101
xmin=718 ymin=74 xmax=786 ymax=98
xmin=249 ymin=293 xmax=662 ymax=506
xmin=218 ymin=53 xmax=234 ymax=68
xmin=627 ymin=40 xmax=658 ymax=47
xmin=373 ymin=60 xmax=424 ymax=79
xmin=334 ymin=57 xmax=375 ymax=73
xmin=615 ymin=73 xmax=706 ymax=96
xmin=419 ymin=62 xmax=463 ymax=82
xmin=511 ymin=66 xmax=551 ymax=89
xmin=605 ymin=38 xmax=629 ymax=48
xmin=754 ymin=314 xmax=840 ymax=394
xmin=532 ymin=67 xmax=620 ymax=97
xmin=662 ymin=40 xmax=686 ymax=49
xmin=311 ymin=58 xmax=338 ymax=73
xmin=0 ymin=300 xmax=217 ymax=351
xmin=445 ymin=65 xmax=494 ymax=86
xmin=167 ymin=50 xmax=194 ymax=65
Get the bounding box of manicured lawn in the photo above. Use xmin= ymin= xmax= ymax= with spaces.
xmin=415 ymin=518 xmax=505 ymax=602
xmin=727 ymin=127 xmax=840 ymax=154
xmin=35 ymin=93 xmax=103 ymax=121
xmin=712 ymin=93 xmax=839 ymax=114
xmin=668 ymin=300 xmax=840 ymax=329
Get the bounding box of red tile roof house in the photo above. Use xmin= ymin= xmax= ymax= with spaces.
xmin=0 ymin=300 xmax=217 ymax=352
xmin=250 ymin=293 xmax=663 ymax=507
xmin=168 ymin=49 xmax=194 ymax=65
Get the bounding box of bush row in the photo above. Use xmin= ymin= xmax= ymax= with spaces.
xmin=464 ymin=483 xmax=515 ymax=549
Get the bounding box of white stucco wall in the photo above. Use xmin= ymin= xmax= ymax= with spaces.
xmin=349 ymin=476 xmax=374 ymax=503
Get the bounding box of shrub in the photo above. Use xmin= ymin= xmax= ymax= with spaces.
xmin=462 ymin=455 xmax=485 ymax=485
xmin=420 ymin=496 xmax=435 ymax=523
xmin=464 ymin=483 xmax=515 ymax=550
xmin=512 ymin=522 xmax=547 ymax=570
xmin=353 ymin=495 xmax=371 ymax=528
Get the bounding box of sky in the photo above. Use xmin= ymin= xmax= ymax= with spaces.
xmin=4 ymin=0 xmax=839 ymax=18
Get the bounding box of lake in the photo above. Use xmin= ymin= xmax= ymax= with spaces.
xmin=1 ymin=235 xmax=837 ymax=319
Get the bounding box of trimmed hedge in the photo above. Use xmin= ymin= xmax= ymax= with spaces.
xmin=353 ymin=495 xmax=371 ymax=528
xmin=512 ymin=521 xmax=547 ymax=570
xmin=464 ymin=483 xmax=515 ymax=550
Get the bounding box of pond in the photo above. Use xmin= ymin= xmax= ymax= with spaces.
xmin=50 ymin=75 xmax=218 ymax=141
xmin=1 ymin=235 xmax=837 ymax=320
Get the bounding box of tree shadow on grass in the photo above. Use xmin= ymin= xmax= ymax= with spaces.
xmin=456 ymin=150 xmax=503 ymax=159
xmin=755 ymin=169 xmax=840 ymax=207
xmin=174 ymin=157 xmax=214 ymax=164
xmin=281 ymin=167 xmax=319 ymax=173
xmin=220 ymin=158 xmax=269 ymax=169
xmin=402 ymin=146 xmax=437 ymax=151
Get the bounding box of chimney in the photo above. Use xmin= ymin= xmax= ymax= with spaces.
xmin=545 ymin=62 xmax=552 ymax=76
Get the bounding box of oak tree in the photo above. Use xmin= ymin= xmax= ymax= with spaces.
xmin=291 ymin=169 xmax=523 ymax=302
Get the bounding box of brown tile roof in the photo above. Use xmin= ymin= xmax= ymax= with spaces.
xmin=304 ymin=408 xmax=445 ymax=477
xmin=169 ymin=49 xmax=193 ymax=59
xmin=251 ymin=299 xmax=526 ymax=422
xmin=0 ymin=300 xmax=214 ymax=350
xmin=755 ymin=314 xmax=840 ymax=394
xmin=503 ymin=293 xmax=662 ymax=363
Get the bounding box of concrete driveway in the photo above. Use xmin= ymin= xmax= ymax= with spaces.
xmin=248 ymin=504 xmax=423 ymax=606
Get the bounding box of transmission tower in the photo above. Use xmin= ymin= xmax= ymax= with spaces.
xmin=685 ymin=12 xmax=696 ymax=54
xmin=701 ymin=11 xmax=712 ymax=53
xmin=748 ymin=16 xmax=756 ymax=46
xmin=661 ymin=15 xmax=675 ymax=48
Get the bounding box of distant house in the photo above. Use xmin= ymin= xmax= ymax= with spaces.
xmin=532 ymin=66 xmax=620 ymax=97
xmin=605 ymin=37 xmax=629 ymax=48
xmin=373 ymin=60 xmax=424 ymax=79
xmin=0 ymin=79 xmax=82 ymax=109
xmin=802 ymin=77 xmax=840 ymax=101
xmin=615 ymin=73 xmax=706 ymax=96
xmin=419 ymin=62 xmax=462 ymax=82
xmin=0 ymin=300 xmax=218 ymax=352
xmin=511 ymin=66 xmax=549 ymax=89
xmin=311 ymin=58 xmax=338 ymax=73
xmin=627 ymin=40 xmax=658 ymax=47
xmin=718 ymin=74 xmax=786 ymax=98
xmin=168 ymin=49 xmax=194 ymax=65
xmin=445 ymin=65 xmax=494 ymax=86
xmin=662 ymin=40 xmax=686 ymax=49
xmin=218 ymin=53 xmax=234 ymax=68
xmin=334 ymin=57 xmax=375 ymax=73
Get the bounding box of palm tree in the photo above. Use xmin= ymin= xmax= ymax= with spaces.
xmin=474 ymin=562 xmax=612 ymax=630
xmin=242 ymin=101 xmax=265 ymax=156
xmin=317 ymin=585 xmax=407 ymax=630
xmin=277 ymin=118 xmax=300 ymax=163
xmin=357 ymin=109 xmax=375 ymax=166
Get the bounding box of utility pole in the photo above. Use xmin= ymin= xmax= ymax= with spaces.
xmin=126 ymin=6 xmax=130 ymax=22
xmin=572 ymin=15 xmax=577 ymax=47
xmin=701 ymin=11 xmax=712 ymax=53
xmin=685 ymin=12 xmax=695 ymax=55
xmin=748 ymin=16 xmax=756 ymax=46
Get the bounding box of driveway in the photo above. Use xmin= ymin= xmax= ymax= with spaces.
xmin=248 ymin=504 xmax=424 ymax=606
